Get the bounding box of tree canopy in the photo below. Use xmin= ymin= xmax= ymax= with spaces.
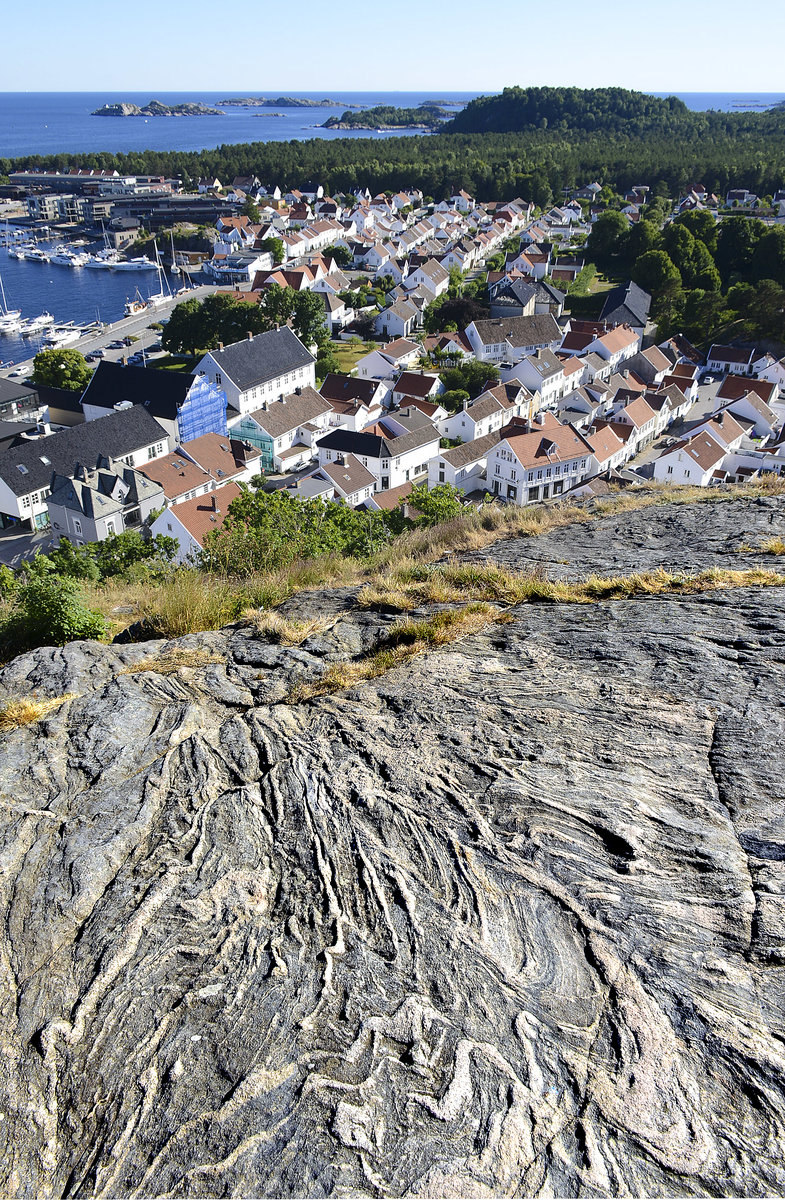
xmin=32 ymin=348 xmax=93 ymax=392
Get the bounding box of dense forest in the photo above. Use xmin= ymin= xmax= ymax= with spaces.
xmin=4 ymin=88 xmax=785 ymax=204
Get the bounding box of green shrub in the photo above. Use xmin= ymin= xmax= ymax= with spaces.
xmin=1 ymin=576 xmax=107 ymax=655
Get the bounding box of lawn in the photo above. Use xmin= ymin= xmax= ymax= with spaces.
xmin=329 ymin=340 xmax=377 ymax=375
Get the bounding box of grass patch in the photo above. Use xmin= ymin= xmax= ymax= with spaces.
xmin=120 ymin=647 xmax=224 ymax=676
xmin=329 ymin=340 xmax=376 ymax=375
xmin=359 ymin=563 xmax=785 ymax=611
xmin=289 ymin=603 xmax=508 ymax=702
xmin=241 ymin=610 xmax=330 ymax=645
xmin=56 ymin=477 xmax=785 ymax=644
xmin=0 ymin=692 xmax=77 ymax=731
xmin=759 ymin=536 xmax=785 ymax=555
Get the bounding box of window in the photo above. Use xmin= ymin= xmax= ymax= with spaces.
xmin=495 ymin=464 xmax=501 ymax=475
xmin=215 ymin=372 xmax=222 ymax=387
xmin=511 ymin=469 xmax=517 ymax=481
xmin=74 ymin=520 xmax=82 ymax=535
xmin=667 ymin=465 xmax=673 ymax=475
xmin=506 ymin=484 xmax=517 ymax=500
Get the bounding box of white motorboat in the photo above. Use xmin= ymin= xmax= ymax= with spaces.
xmin=21 ymin=246 xmax=50 ymax=263
xmin=20 ymin=312 xmax=55 ymax=336
xmin=111 ymin=256 xmax=157 ymax=272
xmin=44 ymin=324 xmax=82 ymax=347
xmin=50 ymin=249 xmax=78 ymax=266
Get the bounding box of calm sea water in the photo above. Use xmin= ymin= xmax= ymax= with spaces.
xmin=0 ymin=91 xmax=783 ymax=160
xmin=0 ymin=92 xmax=476 ymax=159
xmin=0 ymin=244 xmax=178 ymax=366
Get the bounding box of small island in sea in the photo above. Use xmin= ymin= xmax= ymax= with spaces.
xmin=321 ymin=103 xmax=451 ymax=130
xmin=217 ymin=96 xmax=351 ymax=109
xmin=91 ymin=100 xmax=224 ymax=117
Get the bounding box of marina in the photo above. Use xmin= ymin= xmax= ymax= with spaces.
xmin=0 ymin=234 xmax=198 ymax=368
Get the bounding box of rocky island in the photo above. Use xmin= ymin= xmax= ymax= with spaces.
xmin=321 ymin=102 xmax=451 ymax=130
xmin=2 ymin=490 xmax=785 ymax=1196
xmin=91 ymin=100 xmax=225 ymax=117
xmin=217 ymin=96 xmax=349 ymax=108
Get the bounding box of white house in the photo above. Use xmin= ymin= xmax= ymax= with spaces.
xmin=465 ymin=315 xmax=561 ymax=363
xmin=374 ymin=299 xmax=419 ymax=340
xmin=229 ymin=386 xmax=333 ymax=472
xmin=0 ymin=406 xmax=169 ymax=531
xmin=439 ymin=383 xmax=532 ymax=442
xmin=356 ymin=339 xmax=420 ymax=380
xmin=706 ymin=344 xmax=762 ymax=377
xmin=197 ymin=327 xmax=316 ymax=417
xmin=151 ymin=481 xmax=244 ymax=564
xmin=295 ymin=453 xmax=376 ymax=508
xmin=428 ymin=430 xmax=501 ymax=491
xmin=316 ymin=415 xmax=439 ymax=492
xmin=502 ymin=349 xmax=568 ymax=410
xmin=653 ymin=431 xmax=727 ymax=486
xmin=486 ymin=413 xmax=598 ymax=504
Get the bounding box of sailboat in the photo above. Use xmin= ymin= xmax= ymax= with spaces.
xmin=0 ymin=268 xmax=21 ymax=333
xmin=144 ymin=240 xmax=172 ymax=309
xmin=170 ymin=230 xmax=181 ymax=275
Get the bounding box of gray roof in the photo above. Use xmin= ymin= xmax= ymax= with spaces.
xmin=82 ymin=361 xmax=197 ymax=420
xmin=600 ymin=280 xmax=651 ymax=328
xmin=205 ymin=327 xmax=314 ymax=391
xmin=0 ymin=406 xmax=166 ymax=498
xmin=247 ymin=387 xmax=332 ymax=438
xmin=440 ymin=430 xmax=502 ymax=468
xmin=48 ymin=457 xmax=163 ymax=519
xmin=471 ymin=314 xmax=561 ymax=348
xmin=0 ymin=378 xmax=41 ymax=409
xmin=317 ymin=422 xmax=438 ymax=460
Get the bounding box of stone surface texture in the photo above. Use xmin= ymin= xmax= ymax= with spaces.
xmin=1 ymin=496 xmax=785 ymax=1198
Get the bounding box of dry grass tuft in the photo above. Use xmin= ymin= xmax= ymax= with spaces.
xmin=759 ymin=536 xmax=785 ymax=555
xmin=359 ymin=563 xmax=785 ymax=611
xmin=241 ymin=610 xmax=330 ymax=645
xmin=0 ymin=692 xmax=77 ymax=731
xmin=120 ymin=647 xmax=224 ymax=676
xmin=289 ymin=602 xmax=509 ymax=702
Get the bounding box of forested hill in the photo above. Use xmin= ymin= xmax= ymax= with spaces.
xmin=442 ymin=86 xmax=691 ymax=135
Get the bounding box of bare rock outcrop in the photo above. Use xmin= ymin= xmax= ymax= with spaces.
xmin=1 ymin=497 xmax=785 ymax=1197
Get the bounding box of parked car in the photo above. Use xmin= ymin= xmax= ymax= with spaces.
xmin=122 ymin=336 xmax=135 ymax=347
xmin=108 ymin=340 xmax=125 ymax=349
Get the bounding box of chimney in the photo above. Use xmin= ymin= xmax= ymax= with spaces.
xmin=218 ymin=342 xmax=224 ymax=350
xmin=535 ymin=412 xmax=545 ymax=426
xmin=247 ymin=330 xmax=253 ymax=340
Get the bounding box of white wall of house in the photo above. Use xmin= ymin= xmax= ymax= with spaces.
xmin=486 ymin=442 xmax=597 ymax=505
xmin=197 ymin=356 xmax=316 ymax=416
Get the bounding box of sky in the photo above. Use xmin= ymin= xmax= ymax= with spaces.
xmin=1 ymin=0 xmax=783 ymax=92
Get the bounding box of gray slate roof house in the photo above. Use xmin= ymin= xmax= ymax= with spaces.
xmin=48 ymin=457 xmax=164 ymax=541
xmin=0 ymin=406 xmax=167 ymax=499
xmin=600 ymin=281 xmax=652 ymax=331
xmin=246 ymin=387 xmax=332 ymax=438
xmin=81 ymin=361 xmax=198 ymax=423
xmin=206 ymin=327 xmax=315 ymax=391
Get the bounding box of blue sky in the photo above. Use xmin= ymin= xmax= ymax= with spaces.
xmin=2 ymin=0 xmax=782 ymax=92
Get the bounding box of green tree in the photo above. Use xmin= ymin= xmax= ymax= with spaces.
xmin=441 ymin=361 xmax=499 ymax=398
xmin=673 ymin=209 xmax=718 ymax=255
xmin=326 ymin=243 xmax=353 ymax=267
xmin=401 ymin=482 xmax=464 ymax=527
xmin=751 ymin=227 xmax=785 ymax=286
xmin=242 ymin=197 xmax=261 ymax=222
xmin=258 ymin=236 xmax=285 ymax=265
xmin=291 ymin=290 xmax=329 ymax=348
xmin=586 ymin=210 xmax=629 ymax=268
xmin=437 ymin=388 xmax=470 ymax=413
xmin=715 ymin=217 xmax=765 ymax=284
xmin=631 ymin=249 xmax=682 ymax=296
xmin=32 ymin=348 xmax=93 ymax=392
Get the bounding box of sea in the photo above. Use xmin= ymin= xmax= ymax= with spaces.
xmin=1 ymin=90 xmax=783 ymax=367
